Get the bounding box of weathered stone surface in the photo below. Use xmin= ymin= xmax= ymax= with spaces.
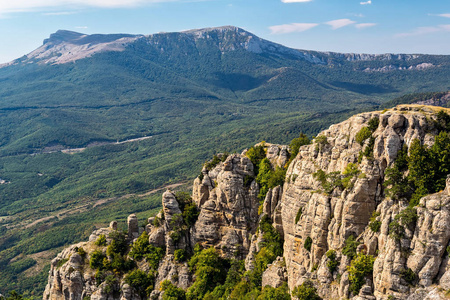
xmin=191 ymin=154 xmax=259 ymax=259
xmin=109 ymin=221 xmax=117 ymax=230
xmin=127 ymin=214 xmax=139 ymax=240
xmin=262 ymin=257 xmax=288 ymax=288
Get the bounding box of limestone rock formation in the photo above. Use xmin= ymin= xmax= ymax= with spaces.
xmin=44 ymin=105 xmax=450 ymax=300
xmin=191 ymin=153 xmax=260 ymax=259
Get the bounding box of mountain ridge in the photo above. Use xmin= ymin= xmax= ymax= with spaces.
xmin=0 ymin=26 xmax=442 ymax=68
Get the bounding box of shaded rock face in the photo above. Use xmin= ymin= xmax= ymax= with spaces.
xmin=191 ymin=154 xmax=259 ymax=259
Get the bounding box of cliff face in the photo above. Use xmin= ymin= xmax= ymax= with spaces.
xmin=44 ymin=105 xmax=450 ymax=300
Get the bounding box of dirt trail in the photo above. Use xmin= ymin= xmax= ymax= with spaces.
xmin=61 ymin=136 xmax=153 ymax=154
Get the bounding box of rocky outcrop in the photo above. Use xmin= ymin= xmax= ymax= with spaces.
xmin=261 ymin=256 xmax=288 ymax=288
xmin=191 ymin=153 xmax=259 ymax=259
xmin=44 ymin=105 xmax=450 ymax=300
xmin=280 ymin=105 xmax=450 ymax=299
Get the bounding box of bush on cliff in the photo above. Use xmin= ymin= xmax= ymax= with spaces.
xmin=186 ymin=247 xmax=229 ymax=300
xmin=348 ymin=253 xmax=375 ymax=295
xmin=161 ymin=280 xmax=186 ymax=300
xmin=124 ymin=269 xmax=155 ymax=299
xmin=292 ymin=280 xmax=321 ymax=300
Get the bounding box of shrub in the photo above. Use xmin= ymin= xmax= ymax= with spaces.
xmin=367 ymin=117 xmax=380 ymax=132
xmin=314 ymin=135 xmax=328 ymax=152
xmin=256 ymin=158 xmax=286 ymax=200
xmin=153 ymin=216 xmax=161 ymax=227
xmin=95 ymin=234 xmax=107 ymax=246
xmin=342 ymin=163 xmax=361 ymax=189
xmin=400 ymin=268 xmax=416 ymax=284
xmin=161 ymin=280 xmax=186 ymax=300
xmin=107 ymin=231 xmax=128 ymax=256
xmin=174 ymin=249 xmax=187 ymax=262
xmin=384 ymin=145 xmax=410 ymax=201
xmin=295 ymin=207 xmax=303 ymax=224
xmin=313 ymin=169 xmax=343 ymax=194
xmin=77 ymin=247 xmax=87 ymax=259
xmin=56 ymin=258 xmax=69 ymax=269
xmin=90 ymin=250 xmax=106 ymax=270
xmin=182 ymin=203 xmax=199 ymax=227
xmin=175 ymin=192 xmax=192 ymax=210
xmin=204 ymin=155 xmax=222 ymax=171
xmin=389 ymin=220 xmax=404 ymax=241
xmin=369 ymin=211 xmax=381 ymax=233
xmin=356 ymin=127 xmax=372 ymax=145
xmin=124 ymin=269 xmax=155 ymax=299
xmin=304 ymin=237 xmax=313 ymax=252
xmin=362 ymin=136 xmax=375 ymax=159
xmin=108 ymin=252 xmax=135 ymax=273
xmin=129 ymin=232 xmax=150 ymax=261
xmin=292 ymin=280 xmax=321 ymax=300
xmin=243 ymin=175 xmax=255 ymax=187
xmin=326 ymin=249 xmax=339 ymax=273
xmin=369 ymin=220 xmax=381 ymax=233
xmin=145 ymin=245 xmax=165 ymax=270
xmin=348 ymin=253 xmax=375 ymax=294
xmin=342 ymin=235 xmax=359 ymax=260
xmin=128 ymin=232 xmax=163 ymax=269
xmin=397 ymin=207 xmax=417 ymax=227
xmin=289 ymin=133 xmax=310 ymax=161
xmin=186 ymin=247 xmax=229 ymax=300
xmin=246 ymin=145 xmax=266 ymax=168
xmin=103 ymin=275 xmax=119 ymax=294
xmin=257 ymin=282 xmax=291 ymax=300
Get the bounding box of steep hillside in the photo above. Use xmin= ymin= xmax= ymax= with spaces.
xmin=43 ymin=105 xmax=450 ymax=300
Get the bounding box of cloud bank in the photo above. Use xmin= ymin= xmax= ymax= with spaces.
xmin=270 ymin=23 xmax=318 ymax=34
xmin=325 ymin=18 xmax=356 ymax=30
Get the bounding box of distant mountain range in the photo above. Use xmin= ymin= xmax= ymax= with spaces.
xmin=0 ymin=26 xmax=449 ymax=295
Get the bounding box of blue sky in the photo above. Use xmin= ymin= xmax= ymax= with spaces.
xmin=0 ymin=0 xmax=449 ymax=63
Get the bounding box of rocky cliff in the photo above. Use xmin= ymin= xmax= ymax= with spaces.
xmin=44 ymin=105 xmax=450 ymax=300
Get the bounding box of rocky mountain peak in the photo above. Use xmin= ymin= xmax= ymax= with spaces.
xmin=43 ymin=30 xmax=86 ymax=45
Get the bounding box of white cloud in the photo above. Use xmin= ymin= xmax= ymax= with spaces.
xmin=437 ymin=13 xmax=450 ymax=18
xmin=355 ymin=23 xmax=376 ymax=29
xmin=360 ymin=0 xmax=371 ymax=5
xmin=75 ymin=26 xmax=88 ymax=29
xmin=281 ymin=0 xmax=312 ymax=3
xmin=325 ymin=19 xmax=356 ymax=30
xmin=396 ymin=25 xmax=450 ymax=37
xmin=269 ymin=23 xmax=318 ymax=34
xmin=0 ymin=0 xmax=182 ymax=14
